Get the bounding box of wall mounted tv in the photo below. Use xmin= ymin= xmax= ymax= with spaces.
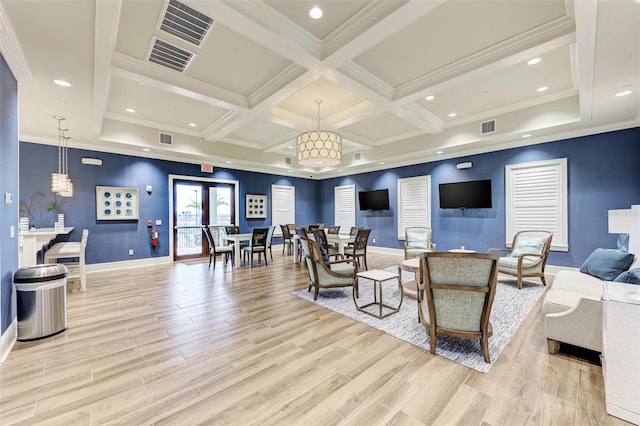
xmin=439 ymin=179 xmax=492 ymax=209
xmin=358 ymin=189 xmax=390 ymax=210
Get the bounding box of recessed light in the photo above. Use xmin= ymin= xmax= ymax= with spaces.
xmin=53 ymin=79 xmax=71 ymax=87
xmin=142 ymin=148 xmax=151 ymax=152
xmin=436 ymin=151 xmax=443 ymax=154
xmin=287 ymin=169 xmax=292 ymax=173
xmin=61 ymin=101 xmax=69 ymax=106
xmin=288 ymin=145 xmax=293 ymax=149
xmin=189 ymin=123 xmax=197 ymax=127
xmin=425 ymin=95 xmax=435 ymax=101
xmin=537 ymin=86 xmax=549 ymax=92
xmin=481 ymin=90 xmax=488 ymax=95
xmin=527 ymin=57 xmax=541 ymax=65
xmin=338 ymin=169 xmax=343 ymax=172
xmin=126 ymin=108 xmax=135 ymax=113
xmin=225 ymin=161 xmax=232 ymax=164
xmin=379 ymin=162 xmax=385 ymax=165
xmin=522 ymin=134 xmax=532 ymax=138
xmin=448 ymin=112 xmax=457 ymax=117
xmin=309 ymin=6 xmax=323 ymax=19
xmin=615 ymin=86 xmax=633 ymax=97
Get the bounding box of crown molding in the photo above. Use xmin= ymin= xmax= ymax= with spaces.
xmin=0 ymin=5 xmax=31 ymax=81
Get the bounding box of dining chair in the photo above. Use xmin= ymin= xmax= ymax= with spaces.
xmin=327 ymin=225 xmax=340 ymax=234
xmin=343 ymin=228 xmax=371 ymax=271
xmin=203 ymin=227 xmax=233 ymax=268
xmin=308 ymin=224 xmax=320 ymax=233
xmin=404 ymin=227 xmax=436 ymax=259
xmin=266 ymin=225 xmax=276 ymax=261
xmin=418 ymin=252 xmax=499 ymax=363
xmin=224 ymin=225 xmax=247 ymax=252
xmin=242 ymin=227 xmax=269 ymax=267
xmin=294 ymin=226 xmax=307 ymax=264
xmin=44 ymin=228 xmax=89 ymax=291
xmin=313 ymin=229 xmax=341 ymax=260
xmin=280 ymin=224 xmax=293 ymax=255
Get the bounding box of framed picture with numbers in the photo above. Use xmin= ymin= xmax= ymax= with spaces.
xmin=96 ymin=186 xmax=139 ymax=220
xmin=245 ymin=194 xmax=267 ymax=219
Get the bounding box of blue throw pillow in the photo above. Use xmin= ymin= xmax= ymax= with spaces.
xmin=580 ymin=248 xmax=635 ymax=281
xmin=614 ymin=268 xmax=640 ymax=285
xmin=319 ymin=245 xmax=329 ymax=262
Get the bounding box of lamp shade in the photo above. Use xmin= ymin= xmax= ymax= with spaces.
xmin=296 ymin=130 xmax=342 ymax=167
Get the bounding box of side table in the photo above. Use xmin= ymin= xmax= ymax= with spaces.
xmin=354 ymin=269 xmax=403 ymax=318
xmin=398 ymin=257 xmax=420 ymax=299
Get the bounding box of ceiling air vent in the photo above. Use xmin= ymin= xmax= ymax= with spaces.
xmin=160 ymin=0 xmax=214 ymax=46
xmin=481 ymin=120 xmax=496 ymax=134
xmin=284 ymin=157 xmax=292 ymax=165
xmin=148 ymin=38 xmax=194 ymax=72
xmin=354 ymin=153 xmax=361 ymax=161
xmin=159 ymin=132 xmax=173 ymax=146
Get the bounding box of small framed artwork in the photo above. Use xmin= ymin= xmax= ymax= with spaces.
xmin=96 ymin=186 xmax=139 ymax=220
xmin=246 ymin=194 xmax=267 ymax=219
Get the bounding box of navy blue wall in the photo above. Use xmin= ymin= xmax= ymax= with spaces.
xmin=319 ymin=127 xmax=640 ymax=267
xmin=1 ymin=54 xmax=19 ymax=335
xmin=18 ymin=127 xmax=640 ymax=270
xmin=19 ymin=143 xmax=318 ymax=264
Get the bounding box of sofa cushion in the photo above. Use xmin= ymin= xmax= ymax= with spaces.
xmin=550 ymin=270 xmax=605 ymax=298
xmin=579 ymin=248 xmax=635 ymax=281
xmin=613 ymin=268 xmax=640 ymax=284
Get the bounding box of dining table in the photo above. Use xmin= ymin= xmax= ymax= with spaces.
xmin=221 ymin=232 xmax=252 ymax=269
xmin=293 ymin=233 xmax=355 ymax=264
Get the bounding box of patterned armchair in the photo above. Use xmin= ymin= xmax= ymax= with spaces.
xmin=404 ymin=227 xmax=435 ymax=259
xmin=418 ymin=252 xmax=499 ymax=363
xmin=299 ymin=236 xmax=358 ymax=300
xmin=488 ymin=230 xmax=553 ymax=289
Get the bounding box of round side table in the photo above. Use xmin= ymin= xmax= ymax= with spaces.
xmin=398 ymin=257 xmax=420 ymax=299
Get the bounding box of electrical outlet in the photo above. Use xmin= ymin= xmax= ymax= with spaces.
xmin=372 ymin=238 xmax=376 ymax=244
xmin=129 ymin=249 xmax=134 ymax=256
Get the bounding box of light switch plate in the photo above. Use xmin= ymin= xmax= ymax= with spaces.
xmin=155 ymin=219 xmax=162 ymax=226
xmin=4 ymin=193 xmax=12 ymax=203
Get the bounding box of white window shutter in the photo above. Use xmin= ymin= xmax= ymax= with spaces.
xmin=334 ymin=185 xmax=355 ymax=232
xmin=271 ymin=184 xmax=295 ymax=236
xmin=506 ymin=158 xmax=568 ymax=251
xmin=397 ymin=175 xmax=431 ymax=239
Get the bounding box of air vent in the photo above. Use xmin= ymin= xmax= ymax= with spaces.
xmin=159 ymin=132 xmax=173 ymax=145
xmin=160 ymin=0 xmax=214 ymax=46
xmin=148 ymin=38 xmax=194 ymax=72
xmin=285 ymin=156 xmax=292 ymax=165
xmin=354 ymin=153 xmax=361 ymax=161
xmin=481 ymin=120 xmax=496 ymax=134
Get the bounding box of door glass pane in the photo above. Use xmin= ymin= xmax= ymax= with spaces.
xmin=175 ymin=183 xmax=202 ymax=256
xmin=210 ymin=186 xmax=231 ymax=226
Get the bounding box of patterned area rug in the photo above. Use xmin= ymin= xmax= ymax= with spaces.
xmin=292 ymin=270 xmax=546 ymax=373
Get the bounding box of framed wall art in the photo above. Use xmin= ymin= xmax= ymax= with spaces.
xmin=96 ymin=186 xmax=139 ymax=220
xmin=246 ymin=194 xmax=267 ymax=219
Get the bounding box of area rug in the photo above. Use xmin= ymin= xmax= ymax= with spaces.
xmin=292 ymin=270 xmax=546 ymax=373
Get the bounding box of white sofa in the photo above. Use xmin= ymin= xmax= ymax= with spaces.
xmin=543 ymin=256 xmax=639 ymax=354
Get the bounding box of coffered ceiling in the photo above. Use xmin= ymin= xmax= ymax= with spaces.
xmin=1 ymin=0 xmax=638 ymax=178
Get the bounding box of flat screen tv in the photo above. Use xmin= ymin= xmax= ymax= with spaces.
xmin=439 ymin=179 xmax=492 ymax=209
xmin=358 ymin=189 xmax=390 ymax=210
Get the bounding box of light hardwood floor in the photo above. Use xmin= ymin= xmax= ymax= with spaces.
xmin=0 ymin=250 xmax=629 ymax=425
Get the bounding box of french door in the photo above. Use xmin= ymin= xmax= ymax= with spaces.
xmin=172 ymin=179 xmax=237 ymax=261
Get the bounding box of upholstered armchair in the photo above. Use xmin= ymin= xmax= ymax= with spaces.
xmin=299 ymin=236 xmax=358 ymax=300
xmin=488 ymin=230 xmax=553 ymax=289
xmin=418 ymin=252 xmax=499 ymax=363
xmin=404 ymin=227 xmax=435 ymax=259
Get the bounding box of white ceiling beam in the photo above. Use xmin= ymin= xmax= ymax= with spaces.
xmin=572 ymin=0 xmax=597 ymax=122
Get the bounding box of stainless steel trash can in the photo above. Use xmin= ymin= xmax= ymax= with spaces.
xmin=14 ymin=264 xmax=68 ymax=341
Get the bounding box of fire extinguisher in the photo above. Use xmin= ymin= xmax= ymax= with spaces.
xmin=150 ymin=228 xmax=159 ymax=247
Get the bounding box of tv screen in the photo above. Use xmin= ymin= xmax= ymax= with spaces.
xmin=358 ymin=189 xmax=390 ymax=210
xmin=439 ymin=179 xmax=492 ymax=209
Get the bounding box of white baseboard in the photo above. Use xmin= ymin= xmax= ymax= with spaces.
xmin=86 ymin=256 xmax=172 ymax=273
xmin=0 ymin=319 xmax=17 ymax=364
